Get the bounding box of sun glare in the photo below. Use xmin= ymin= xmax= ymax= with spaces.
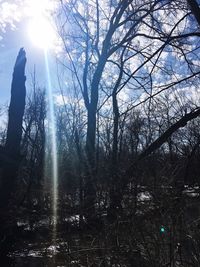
xmin=28 ymin=17 xmax=57 ymax=50
xmin=26 ymin=0 xmax=58 ymax=50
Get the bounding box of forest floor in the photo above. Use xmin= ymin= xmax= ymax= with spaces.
xmin=1 ymin=185 xmax=200 ymax=266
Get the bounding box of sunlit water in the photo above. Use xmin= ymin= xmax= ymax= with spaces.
xmin=44 ymin=50 xmax=58 ymax=240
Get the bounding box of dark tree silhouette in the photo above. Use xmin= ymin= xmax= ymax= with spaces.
xmin=0 ymin=48 xmax=26 ymax=256
xmin=187 ymin=0 xmax=200 ymax=26
xmin=5 ymin=48 xmax=26 ymax=156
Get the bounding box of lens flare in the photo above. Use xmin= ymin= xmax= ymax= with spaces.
xmin=160 ymin=226 xmax=166 ymax=234
xmin=44 ymin=50 xmax=58 ymax=239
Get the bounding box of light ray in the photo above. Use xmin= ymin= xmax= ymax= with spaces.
xmin=44 ymin=50 xmax=58 ymax=239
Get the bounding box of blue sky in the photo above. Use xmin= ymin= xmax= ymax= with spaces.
xmin=0 ymin=24 xmax=57 ymax=104
xmin=1 ymin=0 xmax=200 ymax=116
xmin=0 ymin=0 xmax=59 ymax=106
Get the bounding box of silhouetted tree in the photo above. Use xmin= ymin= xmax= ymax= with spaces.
xmin=0 ymin=48 xmax=26 ymax=256
xmin=5 ymin=48 xmax=26 ymax=156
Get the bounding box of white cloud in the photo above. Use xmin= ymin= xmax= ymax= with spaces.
xmin=0 ymin=1 xmax=22 ymax=31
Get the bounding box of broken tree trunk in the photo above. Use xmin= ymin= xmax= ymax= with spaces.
xmin=5 ymin=48 xmax=26 ymax=156
xmin=0 ymin=48 xmax=26 ymax=256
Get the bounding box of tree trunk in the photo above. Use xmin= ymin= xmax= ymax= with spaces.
xmin=6 ymin=48 xmax=26 ymax=155
xmin=84 ymin=105 xmax=97 ymax=222
xmin=108 ymin=90 xmax=121 ymax=221
xmin=187 ymin=0 xmax=200 ymax=26
xmin=84 ymin=55 xmax=108 ymax=223
xmin=0 ymin=48 xmax=26 ymax=256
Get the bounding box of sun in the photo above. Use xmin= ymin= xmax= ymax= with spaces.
xmin=25 ymin=0 xmax=58 ymax=50
xmin=28 ymin=17 xmax=57 ymax=50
